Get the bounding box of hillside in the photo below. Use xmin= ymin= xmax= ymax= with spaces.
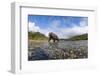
xmin=28 ymin=32 xmax=48 ymax=40
xmin=28 ymin=32 xmax=88 ymax=41
xmin=67 ymin=34 xmax=88 ymax=41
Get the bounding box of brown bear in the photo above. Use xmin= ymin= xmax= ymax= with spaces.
xmin=48 ymin=32 xmax=59 ymax=42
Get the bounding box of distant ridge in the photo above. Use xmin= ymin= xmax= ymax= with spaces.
xmin=28 ymin=32 xmax=48 ymax=40
xmin=28 ymin=32 xmax=88 ymax=41
xmin=67 ymin=34 xmax=88 ymax=41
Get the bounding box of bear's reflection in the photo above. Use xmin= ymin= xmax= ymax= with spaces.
xmin=48 ymin=42 xmax=59 ymax=49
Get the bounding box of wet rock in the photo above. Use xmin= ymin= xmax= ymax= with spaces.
xmin=28 ymin=41 xmax=88 ymax=60
xmin=28 ymin=47 xmax=50 ymax=60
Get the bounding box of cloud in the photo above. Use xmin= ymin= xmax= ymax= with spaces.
xmin=28 ymin=18 xmax=88 ymax=39
xmin=28 ymin=22 xmax=52 ymax=37
xmin=59 ymin=25 xmax=88 ymax=38
xmin=51 ymin=20 xmax=61 ymax=28
xmin=28 ymin=22 xmax=40 ymax=32
xmin=48 ymin=19 xmax=88 ymax=39
xmin=79 ymin=18 xmax=88 ymax=27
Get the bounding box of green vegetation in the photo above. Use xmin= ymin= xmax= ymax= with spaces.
xmin=28 ymin=32 xmax=88 ymax=41
xmin=28 ymin=32 xmax=48 ymax=40
xmin=67 ymin=34 xmax=88 ymax=41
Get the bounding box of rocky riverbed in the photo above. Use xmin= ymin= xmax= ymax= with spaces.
xmin=28 ymin=40 xmax=88 ymax=61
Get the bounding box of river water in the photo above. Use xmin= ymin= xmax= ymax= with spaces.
xmin=28 ymin=40 xmax=88 ymax=61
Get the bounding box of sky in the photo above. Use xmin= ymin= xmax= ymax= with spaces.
xmin=28 ymin=15 xmax=88 ymax=39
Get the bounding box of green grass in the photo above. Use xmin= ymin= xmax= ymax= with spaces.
xmin=67 ymin=34 xmax=88 ymax=41
xmin=28 ymin=32 xmax=48 ymax=40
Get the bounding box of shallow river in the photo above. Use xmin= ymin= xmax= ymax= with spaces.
xmin=28 ymin=40 xmax=88 ymax=61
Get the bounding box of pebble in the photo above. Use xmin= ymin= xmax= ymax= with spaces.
xmin=28 ymin=45 xmax=88 ymax=60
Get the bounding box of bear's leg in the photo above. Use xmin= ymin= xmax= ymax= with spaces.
xmin=48 ymin=38 xmax=51 ymax=42
xmin=57 ymin=39 xmax=59 ymax=42
xmin=53 ymin=39 xmax=55 ymax=42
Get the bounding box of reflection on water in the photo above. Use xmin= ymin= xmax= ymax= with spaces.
xmin=28 ymin=40 xmax=88 ymax=61
xmin=48 ymin=42 xmax=59 ymax=49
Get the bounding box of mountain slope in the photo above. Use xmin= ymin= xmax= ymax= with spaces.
xmin=28 ymin=32 xmax=48 ymax=40
xmin=67 ymin=34 xmax=88 ymax=41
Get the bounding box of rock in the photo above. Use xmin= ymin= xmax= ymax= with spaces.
xmin=29 ymin=47 xmax=50 ymax=60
